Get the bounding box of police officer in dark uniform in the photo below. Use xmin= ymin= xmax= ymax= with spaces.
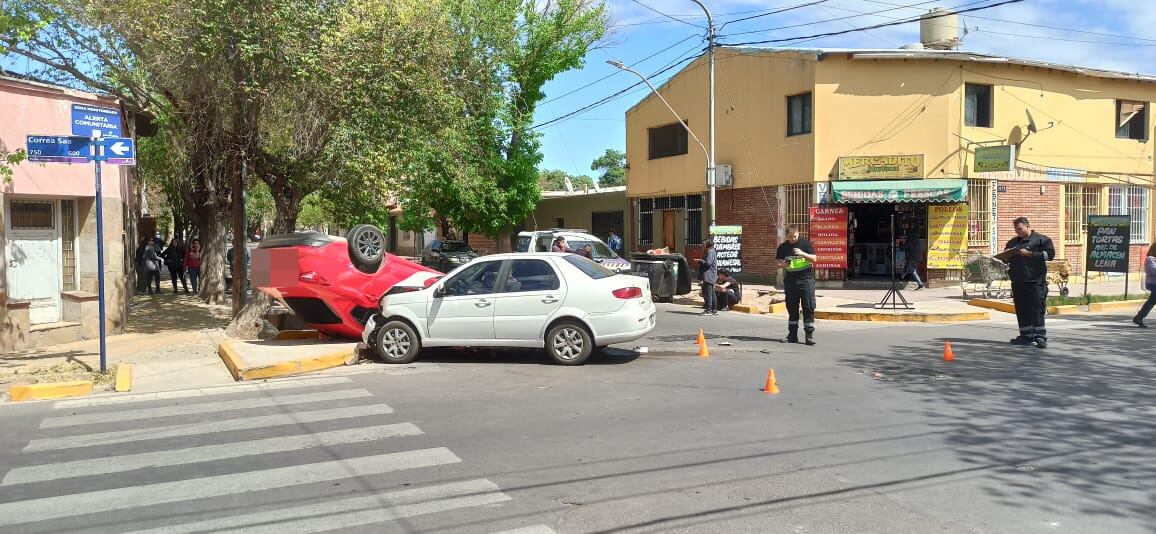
xmin=1005 ymin=216 xmax=1056 ymax=348
xmin=776 ymin=225 xmax=818 ymax=345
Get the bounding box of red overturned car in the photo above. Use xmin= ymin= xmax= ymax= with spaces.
xmin=251 ymin=225 xmax=441 ymax=339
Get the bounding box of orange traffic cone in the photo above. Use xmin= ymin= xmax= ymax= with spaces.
xmin=763 ymin=369 xmax=780 ymax=394
xmin=943 ymin=340 xmax=955 ymax=362
xmin=696 ymin=328 xmax=706 ymax=347
xmin=698 ymin=339 xmax=710 ymax=358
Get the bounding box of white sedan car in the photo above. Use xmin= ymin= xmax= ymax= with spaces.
xmin=363 ymin=253 xmax=656 ymax=365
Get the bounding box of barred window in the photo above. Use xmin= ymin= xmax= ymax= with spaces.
xmin=61 ymin=200 xmax=77 ymax=291
xmin=686 ymin=194 xmax=703 ymax=245
xmin=967 ymin=179 xmax=991 ymax=244
xmin=1064 ymin=185 xmax=1100 ymax=244
xmin=638 ymin=198 xmax=653 ymax=246
xmin=1109 ymin=185 xmax=1150 ymax=243
xmin=783 ymin=184 xmax=813 ymax=237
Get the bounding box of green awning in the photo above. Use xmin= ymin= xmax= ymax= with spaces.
xmin=831 ymin=179 xmax=967 ymax=203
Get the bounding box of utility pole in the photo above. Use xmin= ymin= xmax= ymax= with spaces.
xmin=691 ymin=0 xmax=717 ymax=227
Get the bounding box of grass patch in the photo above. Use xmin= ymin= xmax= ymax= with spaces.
xmin=1046 ymin=294 xmax=1142 ymax=307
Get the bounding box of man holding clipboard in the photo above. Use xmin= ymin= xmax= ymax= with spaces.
xmin=999 ymin=217 xmax=1056 ymax=348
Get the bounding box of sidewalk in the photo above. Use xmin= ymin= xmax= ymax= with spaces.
xmin=1 ymin=292 xmax=234 ymax=398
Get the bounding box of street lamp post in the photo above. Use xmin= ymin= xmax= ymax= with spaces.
xmin=608 ymin=60 xmax=709 ymax=165
xmin=690 ymin=0 xmax=717 ymax=227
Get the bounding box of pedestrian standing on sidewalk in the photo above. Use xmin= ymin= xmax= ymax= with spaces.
xmin=135 ymin=237 xmax=150 ymax=292
xmin=697 ymin=239 xmax=719 ymax=316
xmin=608 ymin=228 xmax=624 ymax=256
xmin=776 ymin=225 xmax=818 ymax=345
xmin=142 ymin=239 xmax=163 ymax=294
xmin=1005 ymin=217 xmax=1056 ymax=348
xmin=903 ymin=235 xmax=925 ymax=290
xmin=185 ymin=239 xmax=203 ymax=294
xmin=1132 ymin=243 xmax=1156 ymax=328
xmin=163 ymin=239 xmax=189 ymax=293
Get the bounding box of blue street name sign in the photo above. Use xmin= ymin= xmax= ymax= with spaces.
xmin=26 ymin=135 xmax=93 ymax=164
xmin=71 ymin=103 xmax=123 ymax=137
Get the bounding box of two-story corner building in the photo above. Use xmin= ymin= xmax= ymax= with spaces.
xmin=1 ymin=75 xmax=134 ymax=351
xmin=624 ymin=46 xmax=1156 ymax=286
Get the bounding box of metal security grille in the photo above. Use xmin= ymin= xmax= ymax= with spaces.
xmin=783 ymin=184 xmax=813 ymax=238
xmin=686 ymin=194 xmax=703 ymax=246
xmin=1109 ymin=185 xmax=1151 ymax=243
xmin=60 ymin=199 xmax=77 ymax=291
xmin=1064 ymin=185 xmax=1100 ymax=244
xmin=11 ymin=200 xmax=54 ymax=229
xmin=967 ymin=179 xmax=991 ymax=244
xmin=639 ymin=198 xmax=653 ymax=246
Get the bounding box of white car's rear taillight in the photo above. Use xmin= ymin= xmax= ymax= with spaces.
xmin=612 ymin=286 xmax=643 ymax=299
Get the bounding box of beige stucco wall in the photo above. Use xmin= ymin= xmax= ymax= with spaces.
xmin=526 ymin=191 xmax=629 ymax=232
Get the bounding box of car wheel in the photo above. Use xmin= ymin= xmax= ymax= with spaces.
xmin=374 ymin=320 xmax=420 ymax=364
xmin=546 ymin=321 xmax=592 ymax=366
xmin=347 ymin=224 xmax=385 ymax=274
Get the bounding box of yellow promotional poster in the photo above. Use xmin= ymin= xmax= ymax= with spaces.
xmin=927 ymin=204 xmax=969 ymax=269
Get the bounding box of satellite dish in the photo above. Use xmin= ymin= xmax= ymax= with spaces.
xmin=1026 ymin=110 xmax=1038 ymax=134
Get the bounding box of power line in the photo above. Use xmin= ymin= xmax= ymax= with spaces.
xmin=721 ymin=0 xmax=948 ymax=38
xmin=852 ymin=0 xmax=1156 ymax=43
xmin=630 ymin=0 xmax=704 ymax=29
xmin=720 ymin=0 xmax=1024 ymax=47
xmin=719 ymin=0 xmax=832 ymax=30
xmin=542 ymin=35 xmax=699 ymax=105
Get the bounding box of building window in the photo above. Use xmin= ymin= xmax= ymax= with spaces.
xmin=967 ymin=179 xmax=991 ymax=244
xmin=1116 ymin=100 xmax=1148 ymax=141
xmin=965 ymin=84 xmax=993 ymax=128
xmin=10 ymin=200 xmax=55 ymax=229
xmin=784 ymin=184 xmax=813 ymax=237
xmin=1109 ymin=185 xmax=1150 ymax=243
xmin=686 ymin=194 xmax=703 ymax=246
xmin=1064 ymin=185 xmax=1101 ymax=244
xmin=554 ymin=218 xmax=565 ymax=228
xmin=60 ymin=200 xmax=77 ymax=291
xmin=648 ymin=122 xmax=689 ymax=160
xmin=639 ymin=198 xmax=653 ymax=246
xmin=787 ymin=92 xmax=812 ymax=137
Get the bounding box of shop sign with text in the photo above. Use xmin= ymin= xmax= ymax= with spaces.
xmin=927 ymin=204 xmax=969 ymax=269
xmin=809 ymin=206 xmax=848 ymax=269
xmin=837 ymin=155 xmax=924 ymax=180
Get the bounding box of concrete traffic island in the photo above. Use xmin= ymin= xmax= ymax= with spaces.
xmin=217 ymin=334 xmax=360 ymax=381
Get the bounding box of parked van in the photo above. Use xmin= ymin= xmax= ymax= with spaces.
xmin=515 ymin=229 xmax=631 ymax=274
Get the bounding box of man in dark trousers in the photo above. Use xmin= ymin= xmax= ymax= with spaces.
xmin=1005 ymin=216 xmax=1056 ymax=348
xmin=776 ymin=225 xmax=818 ymax=345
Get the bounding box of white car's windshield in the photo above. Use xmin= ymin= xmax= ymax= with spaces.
xmin=567 ymin=240 xmax=617 ymax=260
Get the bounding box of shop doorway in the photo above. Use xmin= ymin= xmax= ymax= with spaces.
xmin=847 ymin=203 xmax=927 ymax=285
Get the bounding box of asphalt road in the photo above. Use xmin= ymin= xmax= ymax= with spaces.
xmin=1 ymin=303 xmax=1153 ymax=533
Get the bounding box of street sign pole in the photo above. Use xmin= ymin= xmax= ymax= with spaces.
xmin=93 ymin=136 xmax=108 ymax=374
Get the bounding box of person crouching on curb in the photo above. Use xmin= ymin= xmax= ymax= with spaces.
xmin=715 ymin=269 xmax=740 ymax=311
xmin=776 ymin=225 xmax=818 ymax=345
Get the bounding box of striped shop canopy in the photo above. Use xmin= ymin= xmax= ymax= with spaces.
xmin=831 ymin=179 xmax=967 ymax=203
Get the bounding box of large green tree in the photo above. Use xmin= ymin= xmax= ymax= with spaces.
xmin=539 ymin=169 xmax=594 ymax=191
xmin=591 ymin=148 xmax=625 ymax=187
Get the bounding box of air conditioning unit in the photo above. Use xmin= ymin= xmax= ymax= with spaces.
xmin=707 ymin=164 xmax=734 ymax=188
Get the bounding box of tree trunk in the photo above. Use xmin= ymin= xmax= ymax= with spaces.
xmin=271 ymin=188 xmax=301 ymax=235
xmin=193 ymin=209 xmax=230 ymax=305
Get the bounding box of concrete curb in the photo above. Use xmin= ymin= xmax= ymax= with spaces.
xmin=1089 ymin=300 xmax=1146 ymax=312
xmin=10 ymin=380 xmax=94 ymax=402
xmin=767 ymin=303 xmax=787 ymax=314
xmin=730 ymin=304 xmax=762 ymax=314
xmin=217 ymin=340 xmax=357 ymax=381
xmin=970 ymin=297 xmax=1147 ymax=315
xmin=114 ymin=363 xmax=133 ymax=392
xmin=968 ymin=298 xmax=1016 ymax=314
xmin=814 ymin=310 xmax=990 ymax=323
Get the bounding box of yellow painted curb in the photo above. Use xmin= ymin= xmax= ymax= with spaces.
xmin=238 ymin=349 xmax=357 ymax=381
xmin=1089 ymin=300 xmax=1146 ymax=311
xmin=10 ymin=381 xmax=94 ymax=402
xmin=968 ymin=298 xmax=1016 ymax=314
xmin=814 ymin=310 xmax=990 ymax=323
xmin=114 ymin=363 xmax=133 ymax=392
xmin=272 ymin=330 xmax=331 ymax=341
xmin=767 ymin=302 xmax=787 ymax=314
xmin=1048 ymin=304 xmax=1083 ymax=315
xmin=730 ymin=303 xmax=762 ymax=314
xmin=217 ymin=340 xmax=246 ymax=381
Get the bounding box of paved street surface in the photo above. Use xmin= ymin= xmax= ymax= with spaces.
xmin=1 ymin=303 xmax=1153 ymax=533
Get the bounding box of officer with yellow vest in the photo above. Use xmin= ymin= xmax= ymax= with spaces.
xmin=776 ymin=225 xmax=819 ymax=345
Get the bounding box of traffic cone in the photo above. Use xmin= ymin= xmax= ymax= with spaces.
xmin=763 ymin=369 xmax=780 ymax=394
xmin=696 ymin=328 xmax=706 ymax=347
xmin=943 ymin=340 xmax=955 ymax=362
xmin=698 ymin=339 xmax=710 ymax=358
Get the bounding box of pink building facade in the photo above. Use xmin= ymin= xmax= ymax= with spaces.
xmin=1 ymin=75 xmax=133 ymax=351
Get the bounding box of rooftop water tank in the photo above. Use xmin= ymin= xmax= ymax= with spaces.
xmin=920 ymin=7 xmax=960 ymax=50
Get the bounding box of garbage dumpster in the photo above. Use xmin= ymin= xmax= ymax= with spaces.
xmin=629 ymin=253 xmax=692 ymax=302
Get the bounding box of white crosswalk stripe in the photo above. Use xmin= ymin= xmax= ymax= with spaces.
xmin=24 ymin=403 xmax=395 ymax=452
xmin=41 ymin=388 xmax=373 ymax=428
xmin=0 ymin=380 xmax=520 ymax=533
xmin=3 ymin=423 xmax=424 ymax=486
xmin=51 ymin=376 xmax=356 ymax=409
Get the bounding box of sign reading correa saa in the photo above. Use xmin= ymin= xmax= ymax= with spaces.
xmin=71 ymin=103 xmax=122 ymax=137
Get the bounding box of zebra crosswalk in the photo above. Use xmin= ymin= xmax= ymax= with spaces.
xmin=0 ymin=376 xmax=556 ymax=534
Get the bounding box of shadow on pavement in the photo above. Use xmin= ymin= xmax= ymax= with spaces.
xmin=127 ymin=292 xmax=231 ymax=334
